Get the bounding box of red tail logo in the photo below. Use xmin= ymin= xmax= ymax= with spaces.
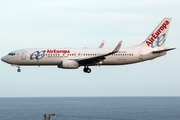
xmin=146 ymin=20 xmax=169 ymax=47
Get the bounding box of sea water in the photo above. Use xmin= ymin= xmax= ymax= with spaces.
xmin=0 ymin=97 xmax=180 ymax=120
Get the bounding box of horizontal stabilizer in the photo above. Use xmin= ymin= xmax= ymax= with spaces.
xmin=152 ymin=48 xmax=176 ymax=53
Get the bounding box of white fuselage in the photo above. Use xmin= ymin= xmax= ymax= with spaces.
xmin=2 ymin=48 xmax=166 ymax=66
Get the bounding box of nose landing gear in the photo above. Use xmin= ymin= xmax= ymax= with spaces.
xmin=17 ymin=68 xmax=21 ymax=72
xmin=11 ymin=65 xmax=21 ymax=72
xmin=83 ymin=66 xmax=91 ymax=73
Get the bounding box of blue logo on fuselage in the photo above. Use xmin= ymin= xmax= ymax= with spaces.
xmin=30 ymin=50 xmax=46 ymax=60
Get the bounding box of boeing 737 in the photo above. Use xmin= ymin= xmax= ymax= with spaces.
xmin=1 ymin=18 xmax=175 ymax=73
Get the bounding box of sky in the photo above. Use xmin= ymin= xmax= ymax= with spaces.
xmin=0 ymin=0 xmax=180 ymax=97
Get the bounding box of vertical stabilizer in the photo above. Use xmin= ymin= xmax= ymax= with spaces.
xmin=134 ymin=17 xmax=172 ymax=50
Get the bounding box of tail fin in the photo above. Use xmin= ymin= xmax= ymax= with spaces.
xmin=134 ymin=17 xmax=172 ymax=50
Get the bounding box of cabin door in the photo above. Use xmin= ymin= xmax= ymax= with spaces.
xmin=139 ymin=50 xmax=143 ymax=60
xmin=21 ymin=51 xmax=26 ymax=60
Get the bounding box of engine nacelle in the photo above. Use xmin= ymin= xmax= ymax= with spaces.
xmin=58 ymin=60 xmax=79 ymax=69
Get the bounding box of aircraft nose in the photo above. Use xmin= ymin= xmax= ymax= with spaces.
xmin=1 ymin=56 xmax=7 ymax=62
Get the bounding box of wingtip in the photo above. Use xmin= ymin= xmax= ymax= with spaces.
xmin=99 ymin=40 xmax=106 ymax=48
xmin=120 ymin=40 xmax=123 ymax=44
xmin=113 ymin=40 xmax=123 ymax=53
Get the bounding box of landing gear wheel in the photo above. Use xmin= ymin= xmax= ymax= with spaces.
xmin=83 ymin=67 xmax=91 ymax=73
xmin=17 ymin=69 xmax=21 ymax=72
xmin=83 ymin=68 xmax=87 ymax=73
xmin=86 ymin=68 xmax=91 ymax=73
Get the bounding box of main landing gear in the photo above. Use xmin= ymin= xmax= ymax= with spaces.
xmin=83 ymin=66 xmax=91 ymax=73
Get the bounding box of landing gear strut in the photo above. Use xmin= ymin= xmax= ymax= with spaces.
xmin=83 ymin=66 xmax=91 ymax=73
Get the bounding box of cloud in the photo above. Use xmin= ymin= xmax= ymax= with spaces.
xmin=8 ymin=0 xmax=178 ymax=10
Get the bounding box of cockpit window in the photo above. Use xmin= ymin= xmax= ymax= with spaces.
xmin=8 ymin=53 xmax=16 ymax=56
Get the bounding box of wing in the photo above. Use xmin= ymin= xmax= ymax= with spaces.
xmin=77 ymin=41 xmax=122 ymax=66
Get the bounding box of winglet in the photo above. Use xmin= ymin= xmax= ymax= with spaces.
xmin=112 ymin=41 xmax=122 ymax=53
xmin=98 ymin=40 xmax=105 ymax=48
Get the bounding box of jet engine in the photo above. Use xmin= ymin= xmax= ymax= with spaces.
xmin=58 ymin=60 xmax=79 ymax=69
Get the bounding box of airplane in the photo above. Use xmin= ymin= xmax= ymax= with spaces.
xmin=1 ymin=17 xmax=175 ymax=73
